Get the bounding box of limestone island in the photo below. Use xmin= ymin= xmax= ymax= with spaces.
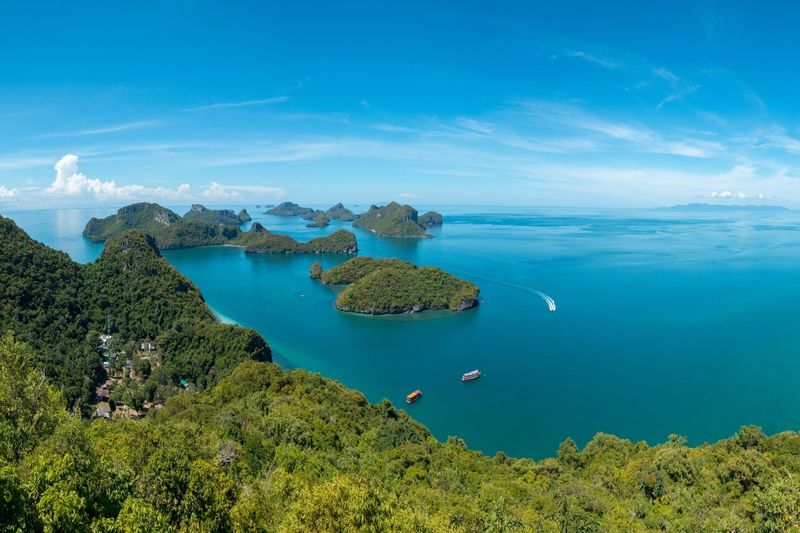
xmin=352 ymin=202 xmax=442 ymax=237
xmin=311 ymin=256 xmax=479 ymax=314
xmin=235 ymin=222 xmax=357 ymax=254
xmin=83 ymin=202 xmax=358 ymax=254
xmin=266 ymin=201 xmax=358 ymax=225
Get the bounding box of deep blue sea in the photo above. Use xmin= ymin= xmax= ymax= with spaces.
xmin=5 ymin=204 xmax=800 ymax=459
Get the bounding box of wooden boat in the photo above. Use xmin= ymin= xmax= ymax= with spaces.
xmin=461 ymin=369 xmax=481 ymax=382
xmin=406 ymin=390 xmax=422 ymax=403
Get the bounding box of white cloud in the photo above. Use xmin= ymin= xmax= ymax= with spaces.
xmin=201 ymin=182 xmax=243 ymax=201
xmin=45 ymin=154 xmax=191 ymax=201
xmin=0 ymin=186 xmax=19 ymax=199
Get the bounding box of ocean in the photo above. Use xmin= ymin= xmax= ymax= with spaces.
xmin=6 ymin=204 xmax=800 ymax=458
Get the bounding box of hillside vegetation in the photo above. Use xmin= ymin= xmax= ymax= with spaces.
xmin=2 ymin=336 xmax=800 ymax=531
xmin=315 ymin=257 xmax=479 ymax=314
xmin=0 ymin=216 xmax=270 ymax=410
xmin=233 ymin=223 xmax=357 ymax=254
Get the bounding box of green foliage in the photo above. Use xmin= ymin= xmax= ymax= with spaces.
xmin=319 ymin=256 xmax=413 ymax=285
xmin=352 ymin=202 xmax=433 ymax=237
xmin=0 ymin=216 xmax=98 ymax=409
xmin=157 ymin=319 xmax=271 ymax=389
xmin=233 ymin=223 xmax=358 ymax=254
xmin=0 ymin=333 xmax=65 ymax=462
xmin=4 ymin=333 xmax=800 ymax=531
xmin=318 ymin=257 xmax=480 ymax=314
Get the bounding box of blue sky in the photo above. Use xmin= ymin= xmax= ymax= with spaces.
xmin=2 ymin=1 xmax=800 ymax=208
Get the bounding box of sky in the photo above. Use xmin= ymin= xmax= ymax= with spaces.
xmin=2 ymin=0 xmax=800 ymax=208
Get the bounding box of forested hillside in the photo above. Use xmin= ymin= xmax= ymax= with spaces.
xmin=0 ymin=216 xmax=270 ymax=410
xmin=2 ymin=335 xmax=800 ymax=531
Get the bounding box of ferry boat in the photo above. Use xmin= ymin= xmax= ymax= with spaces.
xmin=461 ymin=369 xmax=481 ymax=382
xmin=406 ymin=390 xmax=422 ymax=404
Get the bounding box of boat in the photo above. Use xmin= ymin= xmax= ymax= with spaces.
xmin=406 ymin=390 xmax=422 ymax=404
xmin=461 ymin=369 xmax=481 ymax=382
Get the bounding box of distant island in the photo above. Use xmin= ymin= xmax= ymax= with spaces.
xmin=265 ymin=201 xmax=315 ymax=217
xmin=352 ymin=202 xmax=442 ymax=237
xmin=266 ymin=201 xmax=358 ymax=224
xmin=312 ymin=256 xmax=479 ymax=314
xmin=83 ymin=202 xmax=358 ymax=254
xmin=234 ymin=223 xmax=357 ymax=254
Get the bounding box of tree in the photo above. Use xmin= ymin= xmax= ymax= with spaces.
xmin=285 ymin=476 xmax=389 ymax=532
xmin=0 ymin=332 xmax=65 ymax=462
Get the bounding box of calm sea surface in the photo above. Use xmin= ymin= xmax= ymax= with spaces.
xmin=6 ymin=204 xmax=800 ymax=458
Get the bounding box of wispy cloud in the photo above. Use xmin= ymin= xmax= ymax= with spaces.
xmin=183 ymin=97 xmax=291 ymax=112
xmin=570 ymin=50 xmax=619 ymax=69
xmin=653 ymin=68 xmax=700 ymax=109
xmin=35 ymin=120 xmax=161 ymax=139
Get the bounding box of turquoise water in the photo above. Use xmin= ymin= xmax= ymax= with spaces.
xmin=6 ymin=205 xmax=800 ymax=458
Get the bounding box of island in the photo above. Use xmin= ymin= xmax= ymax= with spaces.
xmin=233 ymin=222 xmax=357 ymax=254
xmin=313 ymin=256 xmax=479 ymax=314
xmin=325 ymin=202 xmax=357 ymax=221
xmin=84 ymin=203 xmax=244 ymax=249
xmin=418 ymin=210 xmax=443 ymax=226
xmin=352 ymin=201 xmax=443 ymax=237
xmin=265 ymin=201 xmax=315 ymax=217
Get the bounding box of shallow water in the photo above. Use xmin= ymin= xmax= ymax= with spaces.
xmin=6 ymin=204 xmax=800 ymax=458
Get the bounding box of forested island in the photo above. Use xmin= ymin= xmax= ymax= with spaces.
xmin=83 ymin=203 xmax=248 ymax=249
xmin=234 ymin=223 xmax=357 ymax=254
xmin=352 ymin=201 xmax=442 ymax=237
xmin=83 ymin=202 xmax=358 ymax=254
xmin=313 ymin=256 xmax=479 ymax=314
xmin=1 ymin=213 xmax=800 ymax=531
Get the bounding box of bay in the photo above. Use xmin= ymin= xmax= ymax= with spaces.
xmin=6 ymin=204 xmax=800 ymax=458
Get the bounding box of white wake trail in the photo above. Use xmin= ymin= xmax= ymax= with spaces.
xmin=533 ymin=290 xmax=556 ymax=312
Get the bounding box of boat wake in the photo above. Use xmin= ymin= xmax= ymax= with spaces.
xmin=533 ymin=290 xmax=556 ymax=312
